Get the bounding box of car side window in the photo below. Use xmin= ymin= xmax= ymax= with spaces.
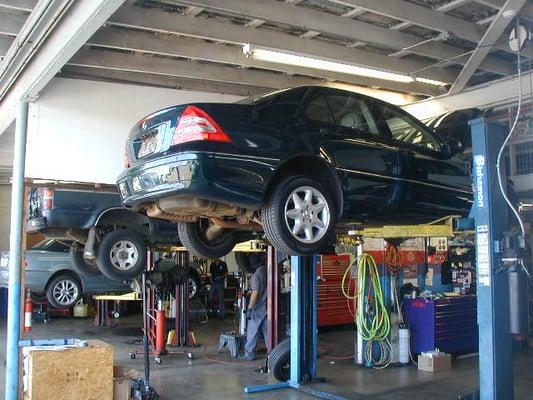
xmin=324 ymin=95 xmax=380 ymax=136
xmin=304 ymin=96 xmax=334 ymax=124
xmin=374 ymin=103 xmax=441 ymax=151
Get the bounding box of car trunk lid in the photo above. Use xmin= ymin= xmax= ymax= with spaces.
xmin=124 ymin=103 xmax=255 ymax=167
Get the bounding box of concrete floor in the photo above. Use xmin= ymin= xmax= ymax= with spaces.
xmin=1 ymin=313 xmax=532 ymax=399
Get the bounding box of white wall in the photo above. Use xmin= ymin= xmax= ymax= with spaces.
xmin=0 ymin=184 xmax=11 ymax=250
xmin=25 ymin=78 xmax=243 ymax=184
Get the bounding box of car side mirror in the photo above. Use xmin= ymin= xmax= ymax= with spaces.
xmin=443 ymin=138 xmax=463 ymax=157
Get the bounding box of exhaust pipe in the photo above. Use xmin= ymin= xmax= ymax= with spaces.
xmin=83 ymin=226 xmax=97 ymax=263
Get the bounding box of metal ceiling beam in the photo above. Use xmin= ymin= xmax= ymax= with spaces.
xmin=475 ymin=0 xmax=505 ymax=7
xmin=329 ymin=0 xmax=533 ymax=59
xmin=69 ymin=48 xmax=319 ymax=89
xmin=87 ymin=27 xmax=443 ymax=95
xmin=107 ymin=5 xmax=499 ymax=84
xmin=449 ymin=0 xmax=527 ymax=94
xmin=0 ymin=0 xmax=36 ymax=12
xmin=0 ymin=36 xmax=13 ymax=57
xmin=184 ymin=5 xmax=203 ymax=16
xmin=167 ymin=0 xmax=514 ymax=75
xmin=59 ymin=65 xmax=270 ymax=97
xmin=0 ymin=0 xmax=126 ymax=136
xmin=391 ymin=0 xmax=470 ymax=31
xmin=330 ymin=0 xmax=482 ymax=40
xmin=0 ymin=12 xmax=27 ymax=36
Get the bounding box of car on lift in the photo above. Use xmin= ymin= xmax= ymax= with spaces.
xmin=117 ymin=86 xmax=471 ymax=257
xmin=27 ymin=186 xmax=186 ymax=282
xmin=0 ymin=240 xmax=129 ymax=309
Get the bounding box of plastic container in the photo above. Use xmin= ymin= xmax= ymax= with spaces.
xmin=73 ymin=300 xmax=88 ymax=318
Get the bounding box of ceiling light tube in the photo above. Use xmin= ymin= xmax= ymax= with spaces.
xmin=243 ymin=44 xmax=446 ymax=86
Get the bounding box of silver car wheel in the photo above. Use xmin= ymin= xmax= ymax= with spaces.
xmin=284 ymin=185 xmax=330 ymax=244
xmin=52 ymin=279 xmax=79 ymax=306
xmin=189 ymin=278 xmax=198 ymax=299
xmin=109 ymin=240 xmax=139 ymax=271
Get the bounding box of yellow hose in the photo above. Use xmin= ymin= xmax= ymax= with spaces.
xmin=341 ymin=259 xmax=358 ymax=300
xmin=356 ymin=254 xmax=390 ymax=342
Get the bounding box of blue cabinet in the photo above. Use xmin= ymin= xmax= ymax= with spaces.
xmin=403 ymin=296 xmax=478 ymax=354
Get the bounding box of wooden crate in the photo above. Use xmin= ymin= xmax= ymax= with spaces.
xmin=23 ymin=339 xmax=113 ymax=400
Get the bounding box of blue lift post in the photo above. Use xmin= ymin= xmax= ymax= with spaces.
xmin=245 ymin=255 xmax=345 ymax=399
xmin=470 ymin=118 xmax=514 ymax=399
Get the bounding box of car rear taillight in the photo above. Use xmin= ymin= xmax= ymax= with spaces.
xmin=42 ymin=188 xmax=54 ymax=210
xmin=123 ymin=148 xmax=131 ymax=168
xmin=171 ymin=106 xmax=232 ymax=146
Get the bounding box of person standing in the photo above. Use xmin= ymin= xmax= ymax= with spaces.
xmin=209 ymin=258 xmax=228 ymax=319
xmin=242 ymin=256 xmax=268 ymax=361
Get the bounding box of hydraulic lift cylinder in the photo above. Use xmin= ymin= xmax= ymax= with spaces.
xmin=155 ymin=304 xmax=167 ymax=356
xmin=508 ymin=264 xmax=528 ymax=336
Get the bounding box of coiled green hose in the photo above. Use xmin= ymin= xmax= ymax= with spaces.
xmin=356 ymin=254 xmax=390 ymax=342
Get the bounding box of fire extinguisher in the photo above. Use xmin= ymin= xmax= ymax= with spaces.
xmin=24 ymin=290 xmax=32 ymax=333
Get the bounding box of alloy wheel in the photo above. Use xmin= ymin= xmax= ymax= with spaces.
xmin=284 ymin=186 xmax=330 ymax=244
xmin=189 ymin=278 xmax=198 ymax=299
xmin=52 ymin=279 xmax=79 ymax=306
xmin=109 ymin=240 xmax=139 ymax=271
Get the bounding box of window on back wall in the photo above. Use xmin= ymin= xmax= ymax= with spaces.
xmin=515 ymin=142 xmax=533 ymax=175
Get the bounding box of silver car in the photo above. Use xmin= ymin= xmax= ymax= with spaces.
xmin=0 ymin=240 xmax=129 ymax=309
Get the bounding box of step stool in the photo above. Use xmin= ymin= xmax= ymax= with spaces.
xmin=218 ymin=333 xmax=246 ymax=358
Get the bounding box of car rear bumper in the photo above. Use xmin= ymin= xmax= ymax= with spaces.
xmin=0 ymin=267 xmax=44 ymax=292
xmin=117 ymin=151 xmax=276 ymax=210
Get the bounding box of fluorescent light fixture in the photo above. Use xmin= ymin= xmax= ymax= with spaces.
xmin=243 ymin=44 xmax=446 ymax=86
xmin=415 ymin=77 xmax=447 ymax=86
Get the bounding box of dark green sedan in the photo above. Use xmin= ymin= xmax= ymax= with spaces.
xmin=117 ymin=86 xmax=471 ymax=256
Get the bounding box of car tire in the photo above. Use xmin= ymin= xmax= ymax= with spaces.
xmin=234 ymin=252 xmax=256 ymax=274
xmin=96 ymin=229 xmax=147 ymax=281
xmin=46 ymin=274 xmax=82 ymax=309
xmin=262 ymin=175 xmax=336 ymax=255
xmin=30 ymin=292 xmax=47 ymax=303
xmin=70 ymin=242 xmax=101 ymax=277
xmin=268 ymin=338 xmax=290 ymax=382
xmin=177 ymin=219 xmax=239 ymax=258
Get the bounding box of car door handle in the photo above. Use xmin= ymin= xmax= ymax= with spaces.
xmin=320 ymin=127 xmax=329 ymax=134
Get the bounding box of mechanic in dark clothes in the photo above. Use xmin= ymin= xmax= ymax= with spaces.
xmin=242 ymin=254 xmax=268 ymax=361
xmin=209 ymin=258 xmax=228 ymax=319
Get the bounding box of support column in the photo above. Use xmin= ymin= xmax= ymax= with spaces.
xmin=290 ymin=255 xmax=317 ymax=385
xmin=5 ymin=100 xmax=29 ymax=400
xmin=470 ymin=118 xmax=513 ymax=400
xmin=266 ymin=246 xmax=279 ymax=352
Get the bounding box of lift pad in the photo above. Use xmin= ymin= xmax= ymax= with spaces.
xmin=93 ymin=292 xmax=141 ymax=301
xmin=345 ymin=215 xmax=471 ymax=240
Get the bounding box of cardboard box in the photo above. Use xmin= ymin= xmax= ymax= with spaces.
xmin=23 ymin=339 xmax=113 ymax=400
xmin=418 ymin=353 xmax=452 ymax=372
xmin=113 ymin=365 xmax=140 ymax=400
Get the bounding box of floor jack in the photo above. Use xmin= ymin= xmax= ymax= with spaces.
xmin=128 ymin=253 xmax=196 ymax=364
xmin=131 ymin=272 xmax=159 ymax=400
